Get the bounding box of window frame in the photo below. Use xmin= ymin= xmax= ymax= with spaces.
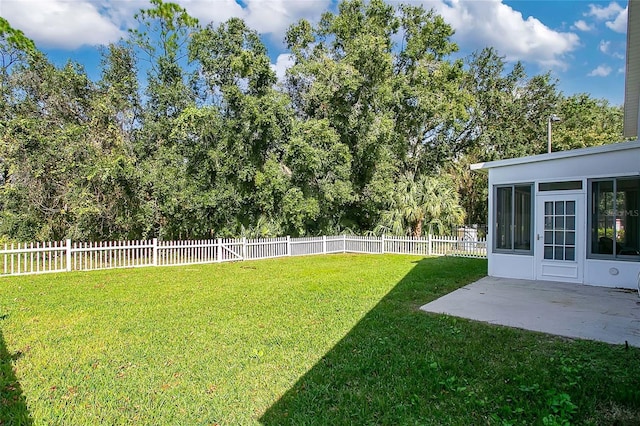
xmin=493 ymin=183 xmax=534 ymax=255
xmin=587 ymin=177 xmax=640 ymax=261
xmin=538 ymin=181 xmax=583 ymax=192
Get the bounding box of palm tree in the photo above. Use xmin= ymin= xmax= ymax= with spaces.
xmin=376 ymin=173 xmax=465 ymax=237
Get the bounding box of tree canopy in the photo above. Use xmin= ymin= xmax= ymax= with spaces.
xmin=0 ymin=0 xmax=626 ymax=241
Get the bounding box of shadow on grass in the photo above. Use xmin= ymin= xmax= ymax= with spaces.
xmin=1 ymin=315 xmax=33 ymax=425
xmin=260 ymin=256 xmax=640 ymax=425
xmin=260 ymin=256 xmax=489 ymax=425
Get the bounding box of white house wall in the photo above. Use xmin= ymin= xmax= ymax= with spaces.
xmin=488 ymin=147 xmax=640 ymax=185
xmin=486 ymin=174 xmax=538 ymax=281
xmin=585 ymin=259 xmax=639 ymax=289
xmin=486 ymin=144 xmax=640 ymax=289
xmin=488 ymin=252 xmax=535 ymax=280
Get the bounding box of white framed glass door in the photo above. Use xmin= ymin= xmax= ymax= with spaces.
xmin=535 ymin=194 xmax=584 ymax=283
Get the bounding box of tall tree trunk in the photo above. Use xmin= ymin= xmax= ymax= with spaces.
xmin=412 ymin=219 xmax=422 ymax=237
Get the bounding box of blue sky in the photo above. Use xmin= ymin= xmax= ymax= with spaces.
xmin=0 ymin=0 xmax=630 ymax=105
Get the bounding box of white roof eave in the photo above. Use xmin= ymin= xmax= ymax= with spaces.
xmin=470 ymin=139 xmax=640 ymax=171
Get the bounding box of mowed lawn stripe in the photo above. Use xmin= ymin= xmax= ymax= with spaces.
xmin=0 ymin=254 xmax=425 ymax=425
xmin=1 ymin=255 xmax=639 ymax=425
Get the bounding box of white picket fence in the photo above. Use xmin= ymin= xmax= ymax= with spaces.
xmin=0 ymin=234 xmax=486 ymax=277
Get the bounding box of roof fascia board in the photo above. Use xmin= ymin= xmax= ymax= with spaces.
xmin=470 ymin=139 xmax=640 ymax=171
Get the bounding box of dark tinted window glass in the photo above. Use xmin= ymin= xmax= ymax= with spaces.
xmin=539 ymin=181 xmax=582 ymax=191
xmin=496 ymin=187 xmax=512 ymax=250
xmin=591 ymin=178 xmax=640 ymax=258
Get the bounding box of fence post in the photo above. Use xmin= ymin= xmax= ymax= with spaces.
xmin=287 ymin=236 xmax=291 ymax=256
xmin=152 ymin=238 xmax=158 ymax=266
xmin=66 ymin=239 xmax=72 ymax=272
xmin=216 ymin=238 xmax=222 ymax=262
xmin=322 ymin=235 xmax=327 ymax=254
xmin=427 ymin=234 xmax=432 ymax=256
xmin=242 ymin=237 xmax=247 ymax=260
xmin=381 ymin=234 xmax=385 ymax=254
xmin=343 ymin=234 xmax=346 ymax=253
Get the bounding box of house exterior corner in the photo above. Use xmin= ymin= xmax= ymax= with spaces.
xmin=474 ymin=140 xmax=640 ymax=289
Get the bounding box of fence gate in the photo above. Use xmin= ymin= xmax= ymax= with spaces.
xmin=219 ymin=239 xmax=244 ymax=262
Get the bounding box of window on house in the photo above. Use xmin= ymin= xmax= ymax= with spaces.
xmin=538 ymin=181 xmax=583 ymax=191
xmin=495 ymin=184 xmax=533 ymax=253
xmin=590 ymin=177 xmax=640 ymax=259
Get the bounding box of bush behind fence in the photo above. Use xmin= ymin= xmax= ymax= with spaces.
xmin=0 ymin=234 xmax=487 ymax=277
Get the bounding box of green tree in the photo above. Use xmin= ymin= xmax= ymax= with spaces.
xmin=376 ymin=173 xmax=465 ymax=237
xmin=285 ymin=0 xmax=468 ymax=231
xmin=462 ymin=48 xmax=560 ymax=160
xmin=450 ymin=48 xmax=560 ymax=225
xmin=72 ymin=44 xmax=145 ymax=239
xmin=452 ymin=48 xmax=624 ymax=226
xmin=127 ymin=0 xmax=200 ymax=239
xmin=391 ymin=5 xmax=470 ymax=172
xmin=0 ymin=54 xmax=95 ymax=240
xmin=0 ymin=17 xmax=36 ymax=89
xmin=184 ymin=18 xmax=321 ymax=236
xmin=552 ymin=94 xmax=624 ymax=151
xmin=128 ymin=0 xmax=198 ymax=157
xmin=0 ymin=2 xmax=627 ymax=241
xmin=285 ymin=119 xmax=354 ymax=233
xmin=0 ymin=46 xmax=147 ymax=241
xmin=1 ymin=17 xmax=37 ymax=136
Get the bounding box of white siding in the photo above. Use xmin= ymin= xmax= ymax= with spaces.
xmin=483 ymin=141 xmax=640 ymax=289
xmin=585 ymin=259 xmax=640 ymax=288
xmin=488 ymin=146 xmax=640 ymax=185
xmin=489 ymin=253 xmax=535 ymax=280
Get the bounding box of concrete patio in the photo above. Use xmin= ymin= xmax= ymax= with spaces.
xmin=420 ymin=276 xmax=640 ymax=347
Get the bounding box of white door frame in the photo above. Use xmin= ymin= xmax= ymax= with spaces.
xmin=535 ymin=193 xmax=585 ymax=283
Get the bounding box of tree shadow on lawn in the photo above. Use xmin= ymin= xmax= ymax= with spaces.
xmin=1 ymin=314 xmax=33 ymax=426
xmin=261 ymin=256 xmax=492 ymax=425
xmin=260 ymin=256 xmax=640 ymax=425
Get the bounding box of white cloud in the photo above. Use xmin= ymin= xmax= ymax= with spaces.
xmin=246 ymin=0 xmax=329 ymax=36
xmin=586 ymin=2 xmax=623 ymax=20
xmin=618 ymin=66 xmax=625 ymax=74
xmin=175 ymin=0 xmax=244 ymax=27
xmin=0 ymin=0 xmax=126 ymax=49
xmin=0 ymin=0 xmax=330 ymax=50
xmin=585 ymin=2 xmax=627 ymax=33
xmin=598 ymin=39 xmax=625 ymax=59
xmin=431 ymin=0 xmax=580 ymax=69
xmin=270 ymin=53 xmax=294 ymax=82
xmin=605 ymin=6 xmax=627 ymax=33
xmin=0 ymin=0 xmax=613 ymax=76
xmin=176 ymin=0 xmax=330 ymax=38
xmin=572 ymin=20 xmax=593 ymax=32
xmin=587 ymin=64 xmax=612 ymax=77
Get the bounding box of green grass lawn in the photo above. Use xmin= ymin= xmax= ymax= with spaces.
xmin=1 ymin=254 xmax=639 ymax=425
